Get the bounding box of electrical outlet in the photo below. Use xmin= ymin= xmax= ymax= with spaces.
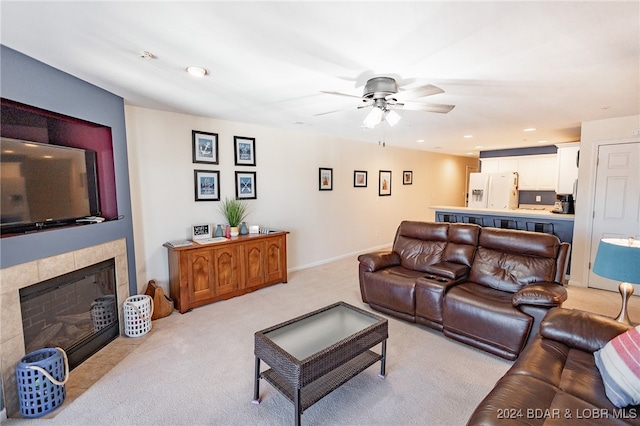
xmin=535 ymin=195 xmax=541 ymax=202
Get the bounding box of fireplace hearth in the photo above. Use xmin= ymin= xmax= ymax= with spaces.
xmin=19 ymin=258 xmax=119 ymax=370
xmin=0 ymin=238 xmax=130 ymax=418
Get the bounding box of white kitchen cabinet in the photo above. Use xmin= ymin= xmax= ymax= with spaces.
xmin=480 ymin=158 xmax=500 ymax=173
xmin=483 ymin=154 xmax=557 ymax=190
xmin=555 ymin=142 xmax=580 ymax=194
xmin=517 ymin=154 xmax=557 ymax=190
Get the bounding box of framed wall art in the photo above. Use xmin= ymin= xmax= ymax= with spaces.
xmin=192 ymin=224 xmax=212 ymax=240
xmin=403 ymin=170 xmax=413 ymax=185
xmin=379 ymin=170 xmax=392 ymax=196
xmin=192 ymin=130 xmax=219 ymax=164
xmin=194 ymin=170 xmax=220 ymax=201
xmin=235 ymin=171 xmax=257 ymax=199
xmin=354 ymin=170 xmax=367 ymax=187
xmin=234 ymin=136 xmax=256 ymax=166
xmin=319 ymin=167 xmax=333 ymax=191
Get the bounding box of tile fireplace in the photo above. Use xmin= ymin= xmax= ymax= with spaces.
xmin=0 ymin=239 xmax=130 ymax=417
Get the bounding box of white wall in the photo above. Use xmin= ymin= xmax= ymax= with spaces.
xmin=569 ymin=114 xmax=640 ymax=287
xmin=125 ymin=106 xmax=477 ymax=293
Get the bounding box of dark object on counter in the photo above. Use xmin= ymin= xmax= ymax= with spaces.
xmin=552 ymin=193 xmax=574 ymax=214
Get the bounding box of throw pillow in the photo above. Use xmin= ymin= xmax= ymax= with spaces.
xmin=594 ymin=325 xmax=640 ymax=408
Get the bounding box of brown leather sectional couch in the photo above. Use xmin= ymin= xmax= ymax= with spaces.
xmin=358 ymin=221 xmax=570 ymax=360
xmin=468 ymin=308 xmax=639 ymax=425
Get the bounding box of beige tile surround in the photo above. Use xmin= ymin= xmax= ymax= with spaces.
xmin=0 ymin=239 xmax=130 ymax=417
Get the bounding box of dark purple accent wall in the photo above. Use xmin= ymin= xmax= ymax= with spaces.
xmin=1 ymin=99 xmax=119 ymax=219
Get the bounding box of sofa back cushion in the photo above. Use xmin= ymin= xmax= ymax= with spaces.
xmin=393 ymin=221 xmax=448 ymax=272
xmin=442 ymin=223 xmax=480 ymax=267
xmin=469 ymin=228 xmax=560 ymax=293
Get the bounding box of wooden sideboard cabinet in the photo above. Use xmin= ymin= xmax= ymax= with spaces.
xmin=164 ymin=231 xmax=288 ymax=313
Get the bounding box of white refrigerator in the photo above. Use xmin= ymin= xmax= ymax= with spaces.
xmin=468 ymin=172 xmax=519 ymax=209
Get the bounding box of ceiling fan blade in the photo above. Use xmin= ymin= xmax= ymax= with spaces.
xmin=391 ymin=84 xmax=444 ymax=101
xmin=314 ymin=101 xmax=373 ymax=116
xmin=394 ymin=102 xmax=455 ymax=114
xmin=320 ymin=90 xmax=363 ymax=99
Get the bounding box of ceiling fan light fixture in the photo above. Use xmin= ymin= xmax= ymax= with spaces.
xmin=363 ymin=107 xmax=383 ymax=128
xmin=385 ymin=110 xmax=401 ymax=127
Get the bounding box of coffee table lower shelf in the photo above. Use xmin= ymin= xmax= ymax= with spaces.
xmin=261 ymin=350 xmax=382 ymax=412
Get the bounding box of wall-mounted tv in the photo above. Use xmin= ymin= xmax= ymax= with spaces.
xmin=1 ymin=137 xmax=100 ymax=235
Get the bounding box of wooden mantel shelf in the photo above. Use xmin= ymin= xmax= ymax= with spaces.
xmin=164 ymin=231 xmax=288 ymax=313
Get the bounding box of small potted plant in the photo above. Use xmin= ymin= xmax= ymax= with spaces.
xmin=219 ymin=197 xmax=249 ymax=237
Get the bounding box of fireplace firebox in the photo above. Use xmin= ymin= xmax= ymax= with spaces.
xmin=19 ymin=258 xmax=119 ymax=370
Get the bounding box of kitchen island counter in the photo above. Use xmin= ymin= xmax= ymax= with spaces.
xmin=431 ymin=205 xmax=575 ymax=274
xmin=429 ymin=205 xmax=575 ymax=221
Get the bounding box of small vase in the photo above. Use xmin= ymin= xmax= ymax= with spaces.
xmin=225 ymin=225 xmax=231 ymax=238
xmin=215 ymin=224 xmax=223 ymax=237
xmin=230 ymin=226 xmax=239 ymax=237
xmin=240 ymin=222 xmax=248 ymax=235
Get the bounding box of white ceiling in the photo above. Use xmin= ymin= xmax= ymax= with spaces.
xmin=1 ymin=1 xmax=639 ymax=157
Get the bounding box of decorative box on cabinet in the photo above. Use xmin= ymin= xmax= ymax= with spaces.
xmin=164 ymin=231 xmax=288 ymax=313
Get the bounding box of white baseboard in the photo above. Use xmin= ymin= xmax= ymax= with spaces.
xmin=288 ymin=243 xmax=392 ymax=273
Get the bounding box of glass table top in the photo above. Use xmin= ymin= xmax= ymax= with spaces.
xmin=263 ymin=304 xmax=381 ymax=361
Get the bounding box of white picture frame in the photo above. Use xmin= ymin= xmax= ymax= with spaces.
xmin=192 ymin=223 xmax=212 ymax=240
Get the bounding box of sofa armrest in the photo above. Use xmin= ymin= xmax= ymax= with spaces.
xmin=512 ymin=282 xmax=567 ymax=307
xmin=358 ymin=251 xmax=400 ymax=272
xmin=539 ymin=307 xmax=633 ymax=353
xmin=424 ymin=261 xmax=469 ymax=281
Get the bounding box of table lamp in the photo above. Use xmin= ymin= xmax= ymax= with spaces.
xmin=592 ymin=237 xmax=640 ymax=325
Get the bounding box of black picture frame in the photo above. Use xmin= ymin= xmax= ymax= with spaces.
xmin=403 ymin=170 xmax=413 ymax=185
xmin=194 ymin=170 xmax=220 ymax=201
xmin=354 ymin=170 xmax=367 ymax=187
xmin=379 ymin=170 xmax=392 ymax=196
xmin=319 ymin=167 xmax=333 ymax=191
xmin=192 ymin=130 xmax=219 ymax=164
xmin=234 ymin=136 xmax=256 ymax=166
xmin=235 ymin=171 xmax=257 ymax=199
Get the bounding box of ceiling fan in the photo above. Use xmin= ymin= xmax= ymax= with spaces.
xmin=318 ymin=76 xmax=455 ymax=128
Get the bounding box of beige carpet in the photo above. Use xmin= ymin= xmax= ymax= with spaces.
xmin=5 ymin=256 xmax=638 ymax=426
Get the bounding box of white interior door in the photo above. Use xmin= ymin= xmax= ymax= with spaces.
xmin=588 ymin=142 xmax=640 ymax=291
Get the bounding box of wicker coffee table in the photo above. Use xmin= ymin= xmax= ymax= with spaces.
xmin=252 ymin=301 xmax=388 ymax=425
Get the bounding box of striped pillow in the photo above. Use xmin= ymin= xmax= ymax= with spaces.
xmin=594 ymin=325 xmax=640 ymax=408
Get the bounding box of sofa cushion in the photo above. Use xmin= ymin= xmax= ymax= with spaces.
xmin=442 ymin=223 xmax=480 ymax=267
xmin=594 ymin=325 xmax=640 ymax=408
xmin=469 ymin=246 xmax=557 ymax=293
xmin=393 ymin=221 xmax=448 ymax=272
xmin=359 ymin=268 xmax=417 ymax=316
xmin=443 ymin=282 xmax=532 ymax=358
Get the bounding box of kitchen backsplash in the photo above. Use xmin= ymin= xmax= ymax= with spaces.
xmin=518 ymin=190 xmax=556 ymax=206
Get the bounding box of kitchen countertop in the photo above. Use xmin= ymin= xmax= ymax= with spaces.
xmin=429 ymin=205 xmax=575 ymax=221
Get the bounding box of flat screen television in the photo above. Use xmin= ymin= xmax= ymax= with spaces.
xmin=1 ymin=137 xmax=100 ymax=235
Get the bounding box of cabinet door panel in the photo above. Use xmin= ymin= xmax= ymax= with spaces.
xmin=265 ymin=238 xmax=284 ymax=283
xmin=187 ymin=250 xmax=215 ymax=303
xmin=245 ymin=241 xmax=266 ymax=287
xmin=213 ymin=247 xmax=240 ymax=295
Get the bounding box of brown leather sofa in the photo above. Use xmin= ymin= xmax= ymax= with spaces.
xmin=468 ymin=308 xmax=639 ymax=425
xmin=358 ymin=221 xmax=570 ymax=360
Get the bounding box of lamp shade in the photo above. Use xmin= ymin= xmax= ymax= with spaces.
xmin=592 ymin=238 xmax=640 ymax=284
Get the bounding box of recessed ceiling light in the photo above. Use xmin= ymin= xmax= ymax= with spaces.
xmin=466 ymin=152 xmax=474 ymax=155
xmin=416 ymin=139 xmax=425 ymax=143
xmin=185 ymin=66 xmax=209 ymax=77
xmin=538 ymin=140 xmax=548 ymax=144
xmin=463 ymin=135 xmax=473 ymax=138
xmin=475 ymin=145 xmax=483 ymax=149
xmin=523 ymin=128 xmax=536 ymax=132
